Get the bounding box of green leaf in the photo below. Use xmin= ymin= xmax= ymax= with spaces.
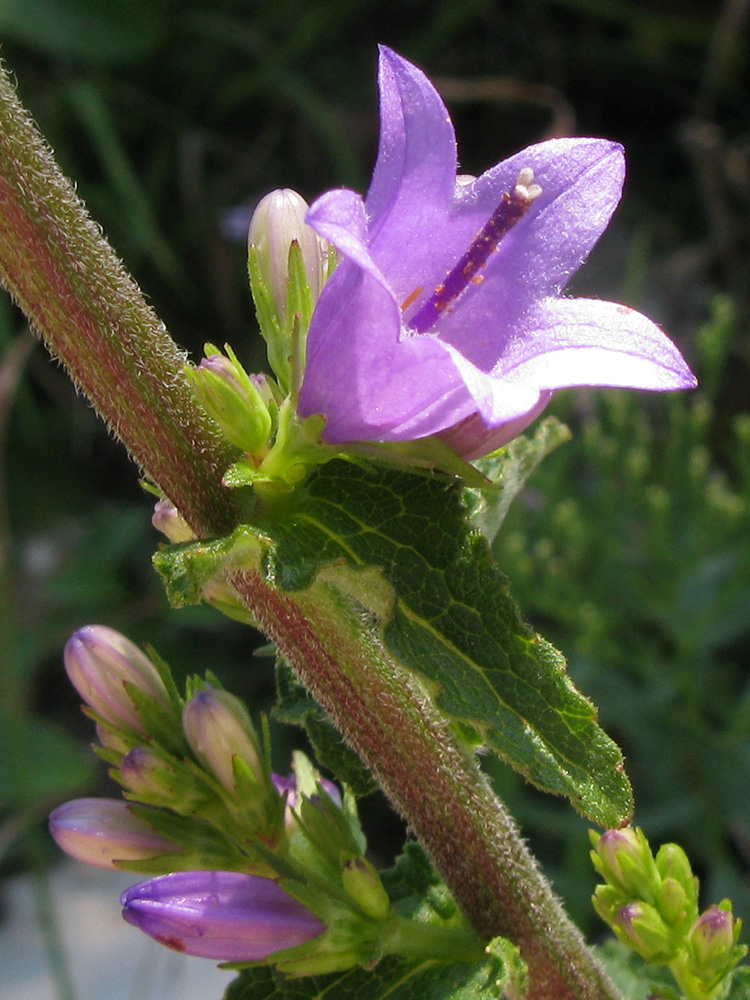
xmin=725 ymin=966 xmax=750 ymax=1000
xmin=274 ymin=657 xmax=378 ymax=797
xmin=593 ymin=941 xmax=679 ymax=1000
xmin=381 ymin=842 xmax=460 ymax=923
xmin=260 ymin=458 xmax=633 ymax=828
xmin=153 ymin=527 xmax=262 ymax=613
xmin=224 ymin=954 xmax=508 ymax=1000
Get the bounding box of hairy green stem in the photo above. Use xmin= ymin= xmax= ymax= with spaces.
xmin=231 ymin=571 xmax=623 ymax=1000
xmin=0 ymin=62 xmax=623 ymax=1000
xmin=0 ymin=62 xmax=238 ymax=538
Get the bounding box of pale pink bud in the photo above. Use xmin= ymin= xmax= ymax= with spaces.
xmin=152 ymin=499 xmax=195 ymax=543
xmin=248 ymin=188 xmax=328 ymax=317
xmin=49 ymin=798 xmax=176 ymax=870
xmin=182 ymin=688 xmax=262 ymax=793
xmin=64 ymin=626 xmax=170 ymax=735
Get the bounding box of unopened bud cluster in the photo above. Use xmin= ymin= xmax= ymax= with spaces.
xmin=591 ymin=827 xmax=746 ymax=998
xmin=50 ymin=626 xmax=478 ymax=975
xmin=181 ymin=189 xmax=335 ymax=494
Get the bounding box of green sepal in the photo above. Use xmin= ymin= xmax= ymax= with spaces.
xmin=247 ymin=243 xmax=289 ymax=391
xmin=120 ymin=804 xmax=251 ymax=873
xmin=341 ymin=436 xmax=497 ymax=488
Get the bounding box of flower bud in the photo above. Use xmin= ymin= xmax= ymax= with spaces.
xmin=182 ymin=687 xmax=262 ymax=793
xmin=187 ymin=344 xmax=272 ymax=458
xmin=688 ymin=905 xmax=743 ymax=982
xmin=272 ymin=769 xmax=342 ymax=834
xmin=655 ymin=843 xmax=698 ymax=913
xmin=64 ymin=626 xmax=170 ymax=735
xmin=341 ymin=857 xmax=390 ymax=921
xmin=248 ymin=189 xmax=328 ymax=319
xmin=152 ymin=499 xmax=195 ymax=543
xmin=590 ymin=827 xmax=658 ymax=900
xmin=654 ymin=876 xmax=695 ymax=931
xmin=119 ymin=746 xmax=180 ymax=801
xmin=613 ymin=901 xmax=676 ymax=963
xmin=49 ymin=798 xmax=177 ymax=870
xmin=121 ymin=870 xmax=326 ymax=961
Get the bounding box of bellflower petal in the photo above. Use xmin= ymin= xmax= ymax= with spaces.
xmin=493 ymin=298 xmax=696 ymax=390
xmin=298 ymin=47 xmax=696 ymax=457
xmin=121 ymin=870 xmax=326 ymax=961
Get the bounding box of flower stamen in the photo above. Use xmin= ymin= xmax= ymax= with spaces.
xmin=400 ymin=286 xmax=425 ymax=311
xmin=408 ymin=168 xmax=542 ymax=334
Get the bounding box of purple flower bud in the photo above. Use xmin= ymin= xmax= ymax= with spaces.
xmin=152 ymin=499 xmax=195 ymax=543
xmin=272 ymin=772 xmax=342 ymax=809
xmin=64 ymin=626 xmax=170 ymax=735
xmin=688 ymin=905 xmax=738 ymax=976
xmin=272 ymin=771 xmax=341 ymax=832
xmin=248 ymin=189 xmax=329 ymax=318
xmin=121 ymin=870 xmax=326 ymax=960
xmin=49 ymin=798 xmax=176 ymax=870
xmin=591 ymin=827 xmax=657 ymax=899
xmin=614 ymin=901 xmax=675 ymax=963
xmin=182 ymin=688 xmax=262 ymax=793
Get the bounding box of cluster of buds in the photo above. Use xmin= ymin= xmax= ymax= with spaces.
xmin=50 ymin=626 xmax=481 ymax=975
xmin=591 ymin=827 xmax=746 ymax=999
xmin=182 ymin=189 xmax=335 ymax=494
xmin=185 ymin=345 xmax=275 ymax=463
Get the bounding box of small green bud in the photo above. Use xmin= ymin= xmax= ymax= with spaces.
xmin=591 ymin=827 xmax=659 ymax=901
xmin=182 ymin=687 xmax=262 ymax=794
xmin=341 ymin=857 xmax=391 ymax=921
xmin=613 ymin=901 xmax=677 ymax=963
xmin=655 ymin=843 xmax=699 ymax=909
xmin=187 ymin=344 xmax=273 ymax=458
xmin=591 ymin=883 xmax=626 ymax=925
xmin=654 ymin=876 xmax=697 ymax=933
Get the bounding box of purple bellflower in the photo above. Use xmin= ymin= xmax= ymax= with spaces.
xmin=297 ymin=47 xmax=696 ymax=459
xmin=121 ymin=870 xmax=326 ymax=961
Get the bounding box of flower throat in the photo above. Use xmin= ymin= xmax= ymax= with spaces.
xmin=406 ymin=168 xmax=542 ymax=334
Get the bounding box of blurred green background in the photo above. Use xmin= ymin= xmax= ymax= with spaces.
xmin=1 ymin=0 xmax=748 ymax=968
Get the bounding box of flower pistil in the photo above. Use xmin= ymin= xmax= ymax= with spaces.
xmin=408 ymin=168 xmax=543 ymax=334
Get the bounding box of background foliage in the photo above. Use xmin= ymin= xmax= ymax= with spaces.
xmin=1 ymin=0 xmax=748 ymax=971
